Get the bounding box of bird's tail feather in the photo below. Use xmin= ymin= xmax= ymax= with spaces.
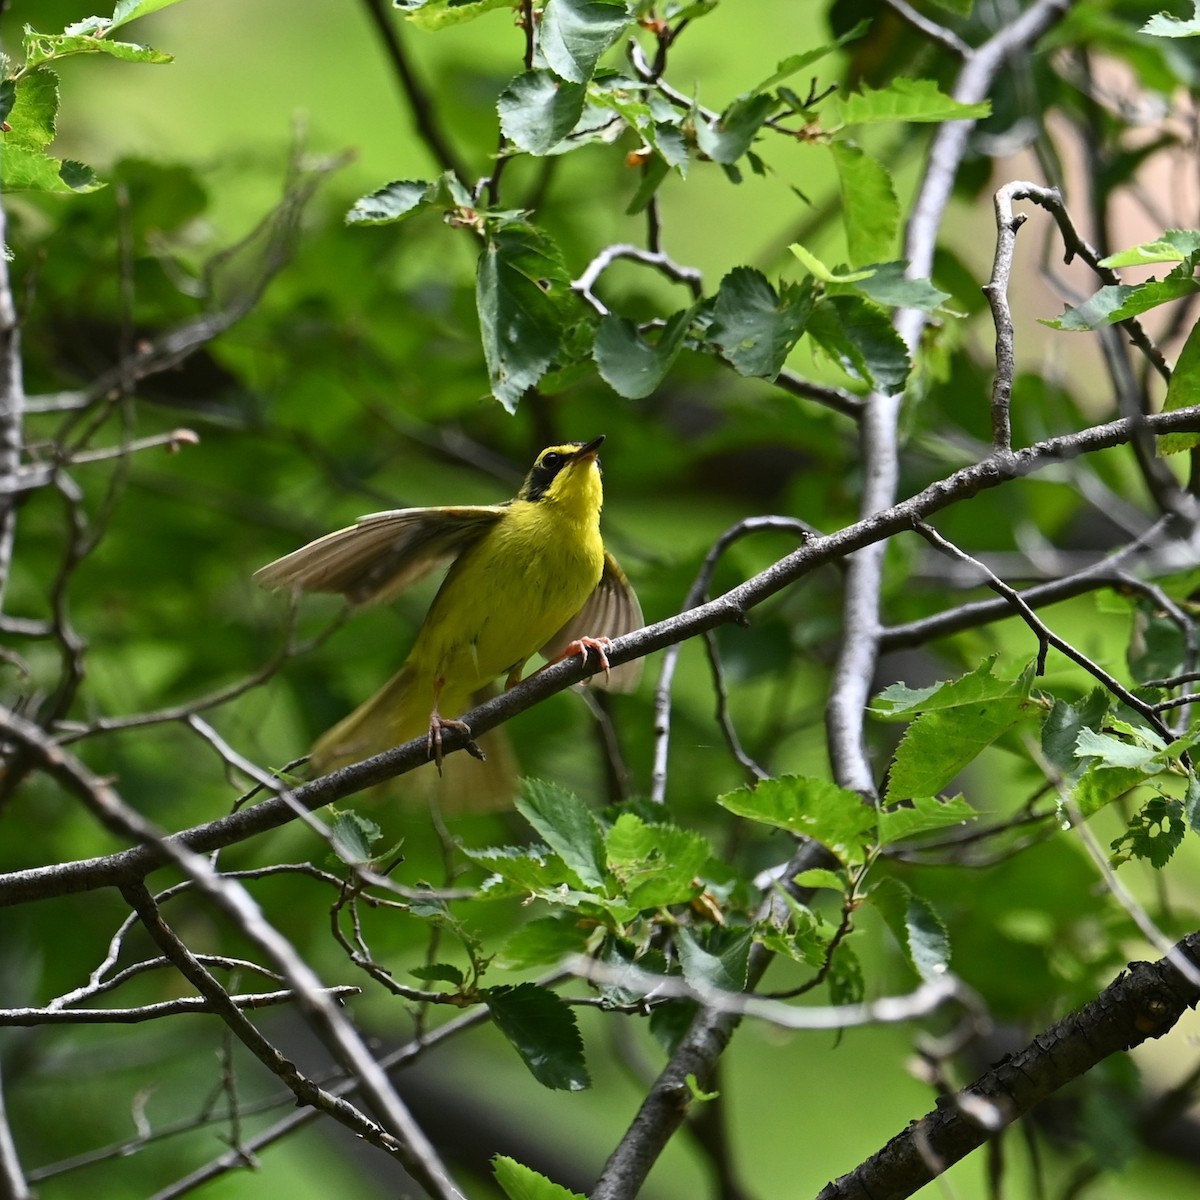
xmin=309 ymin=672 xmax=518 ymax=810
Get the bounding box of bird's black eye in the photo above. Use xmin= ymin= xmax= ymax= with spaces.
xmin=542 ymin=452 xmax=562 ymax=470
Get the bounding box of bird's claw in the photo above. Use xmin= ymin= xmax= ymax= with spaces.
xmin=426 ymin=714 xmax=473 ymax=774
xmin=565 ymin=636 xmax=615 ymax=685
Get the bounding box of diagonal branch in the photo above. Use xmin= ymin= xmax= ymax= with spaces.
xmin=815 ymin=930 xmax=1200 ymax=1200
xmin=3 ymin=406 xmax=1200 ymax=907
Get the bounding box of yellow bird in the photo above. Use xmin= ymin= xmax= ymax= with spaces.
xmin=256 ymin=436 xmax=642 ymax=777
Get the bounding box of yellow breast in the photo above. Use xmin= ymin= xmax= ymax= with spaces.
xmin=407 ymin=473 xmax=605 ymax=708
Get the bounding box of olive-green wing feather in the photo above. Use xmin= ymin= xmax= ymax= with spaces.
xmin=541 ymin=551 xmax=644 ymax=692
xmin=254 ymin=505 xmax=507 ymax=606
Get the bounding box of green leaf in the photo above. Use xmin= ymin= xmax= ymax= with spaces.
xmin=1072 ymin=764 xmax=1145 ymax=818
xmin=328 ymin=810 xmax=382 ymax=864
xmin=676 ymin=927 xmax=751 ymax=992
xmin=871 ymin=658 xmax=1022 ymax=718
xmin=1184 ymin=772 xmax=1200 ymax=832
xmin=486 ymin=983 xmax=590 ymax=1090
xmin=604 ymin=812 xmax=709 ymax=908
xmin=828 ymin=78 xmax=990 ymax=127
xmin=869 ymin=879 xmax=951 ymax=982
xmin=1075 ymin=728 xmax=1163 ymax=772
xmin=476 ymin=224 xmax=573 ymax=410
xmin=718 ymin=775 xmax=876 ymax=865
xmin=2 ymin=146 xmax=103 ymax=194
xmin=1041 ymin=690 xmax=1111 ymax=777
xmin=886 ymin=697 xmax=1035 ymax=801
xmin=498 ymin=70 xmax=587 ymax=155
xmin=789 ymin=243 xmax=874 ymax=284
xmin=806 ymin=294 xmax=910 ymax=392
xmin=1159 ymin=316 xmax=1200 ymax=454
xmin=594 ymin=305 xmax=696 ymax=398
xmin=827 ymin=942 xmax=864 ymax=1006
xmin=539 ymin=0 xmax=632 ymax=84
xmin=592 ymin=939 xmax=668 ymax=1007
xmin=1101 ymin=230 xmax=1200 ymax=266
xmin=497 ymin=916 xmax=593 ymax=970
xmin=876 ymin=795 xmax=977 ymax=846
xmin=753 ymin=897 xmax=829 ymax=968
xmin=708 ymin=267 xmax=812 ymax=378
xmin=467 ymin=845 xmax=580 ymax=897
xmin=748 ymin=20 xmax=871 ymax=96
xmin=346 ymin=178 xmax=440 ymax=225
xmin=836 ymin=261 xmax=950 ymax=312
xmin=1110 ymin=796 xmax=1187 ymax=868
xmin=1142 ymin=5 xmax=1200 ymax=37
xmin=1043 ymin=266 xmax=1200 ymax=331
xmin=493 ymin=1156 xmax=588 ymax=1200
xmin=23 ymin=32 xmax=172 ymax=70
xmin=4 ymin=68 xmax=58 ymax=150
xmin=516 ymin=779 xmax=607 ymax=890
xmin=828 ymin=142 xmax=899 ymax=265
xmin=397 ymin=0 xmax=513 ymax=30
xmin=696 ymin=93 xmax=779 ymax=164
xmin=1129 ymin=597 xmax=1190 ymax=677
xmin=792 ymin=868 xmax=847 ymax=892
xmin=0 ymin=79 xmax=14 ymax=126
xmin=409 ymin=962 xmax=465 ymax=985
xmin=109 ymin=0 xmax=188 ymax=29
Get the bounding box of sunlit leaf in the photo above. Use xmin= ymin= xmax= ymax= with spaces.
xmin=498 ymin=70 xmax=587 ymax=154
xmin=539 ymin=0 xmax=632 ymax=83
xmin=494 ymin=1156 xmax=588 ymax=1200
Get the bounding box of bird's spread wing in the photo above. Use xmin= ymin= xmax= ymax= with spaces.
xmin=541 ymin=551 xmax=644 ymax=692
xmin=254 ymin=505 xmax=508 ymax=606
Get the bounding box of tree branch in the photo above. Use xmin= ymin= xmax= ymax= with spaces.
xmin=3 ymin=405 xmax=1200 ymax=906
xmin=815 ymin=931 xmax=1200 ymax=1200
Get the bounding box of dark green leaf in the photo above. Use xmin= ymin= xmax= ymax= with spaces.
xmin=476 ymin=224 xmax=573 ymax=410
xmin=329 ymin=810 xmax=383 ymax=864
xmin=409 ymin=962 xmax=465 ymax=985
xmin=539 ymin=0 xmax=632 ymax=84
xmin=486 ymin=983 xmax=590 ymax=1090
xmin=649 ymin=999 xmax=699 ymax=1056
xmin=516 ymin=779 xmax=607 ymax=890
xmin=837 ymin=261 xmax=950 ymax=312
xmin=0 ymin=79 xmax=17 ymax=127
xmin=594 ymin=306 xmax=696 ymax=398
xmin=696 ymin=93 xmax=779 ymax=164
xmin=1185 ymin=773 xmax=1200 ymax=833
xmin=1110 ymin=796 xmax=1186 ymax=868
xmin=1041 ymin=690 xmax=1111 ymax=777
xmin=498 ymin=70 xmax=587 ymax=155
xmin=676 ymin=927 xmax=751 ymax=992
xmin=1072 ymin=764 xmax=1145 ymax=818
xmin=806 ymin=294 xmax=910 ymax=392
xmin=868 ymin=879 xmax=951 ymax=982
xmin=708 ymin=267 xmax=812 ymax=378
xmin=826 ymin=942 xmax=864 ymax=1006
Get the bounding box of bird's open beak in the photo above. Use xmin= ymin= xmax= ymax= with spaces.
xmin=574 ymin=435 xmax=605 ymax=462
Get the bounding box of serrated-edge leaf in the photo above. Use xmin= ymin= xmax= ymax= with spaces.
xmin=517 ymin=779 xmax=607 ymax=890
xmin=594 ymin=305 xmax=695 ymax=398
xmin=539 ymin=0 xmax=632 ymax=84
xmin=876 ymin=794 xmax=976 ymax=846
xmin=828 ymin=141 xmax=899 ymax=266
xmin=345 ymin=178 xmax=438 ymax=225
xmin=1159 ymin=316 xmax=1200 ymax=454
xmin=1100 ymin=229 xmax=1200 ymax=266
xmin=498 ymin=69 xmax=587 ymax=155
xmin=110 ymin=0 xmax=188 ymax=30
xmin=749 ymin=19 xmax=870 ymax=96
xmin=830 ymin=78 xmax=990 ymax=127
xmin=486 ymin=983 xmax=590 ymax=1090
xmin=493 ymin=1155 xmax=588 ymax=1200
xmin=676 ymin=927 xmax=751 ymax=992
xmin=1142 ymin=8 xmax=1200 ymax=37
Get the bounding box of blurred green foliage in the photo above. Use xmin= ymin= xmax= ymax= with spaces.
xmin=4 ymin=0 xmax=1200 ymax=1198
